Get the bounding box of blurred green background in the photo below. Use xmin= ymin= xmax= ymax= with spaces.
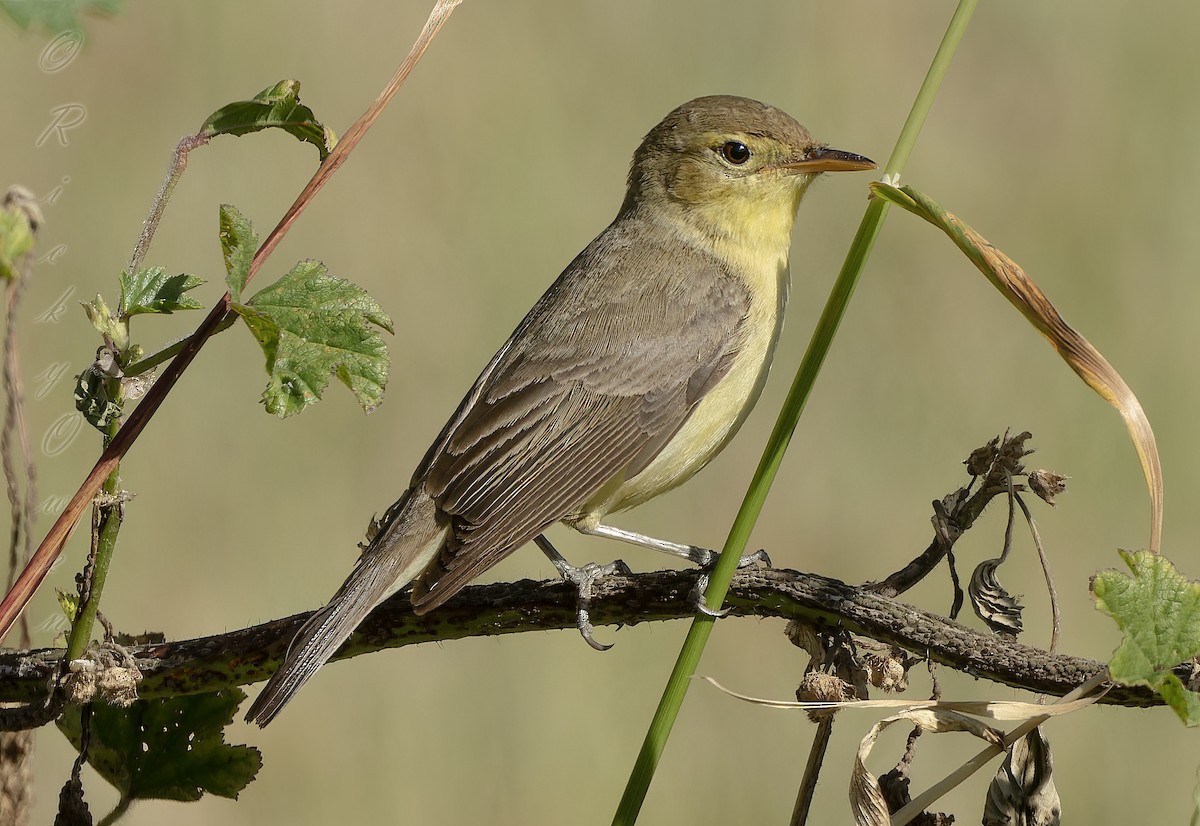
xmin=2 ymin=1 xmax=1198 ymax=823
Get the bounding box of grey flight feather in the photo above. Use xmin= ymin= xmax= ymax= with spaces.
xmin=246 ymin=488 xmax=445 ymax=726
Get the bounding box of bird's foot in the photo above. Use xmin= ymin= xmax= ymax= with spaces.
xmin=687 ymin=546 xmax=773 ymax=570
xmin=688 ymin=548 xmax=773 ymax=617
xmin=549 ymin=555 xmax=632 ymax=651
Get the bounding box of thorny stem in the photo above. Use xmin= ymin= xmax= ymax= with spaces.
xmin=0 ymin=565 xmax=1171 ymax=713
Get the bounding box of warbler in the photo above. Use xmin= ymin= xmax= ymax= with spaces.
xmin=247 ymin=95 xmax=874 ymax=726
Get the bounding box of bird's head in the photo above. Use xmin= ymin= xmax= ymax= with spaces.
xmin=623 ymin=95 xmax=875 ymax=253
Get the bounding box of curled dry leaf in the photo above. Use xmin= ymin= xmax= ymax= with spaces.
xmin=970 ymin=557 xmax=1024 ymax=635
xmin=852 ymin=709 xmax=1005 ymax=826
xmin=983 ymin=728 xmax=1060 ymax=826
xmin=871 ymin=183 xmax=1162 ymax=554
xmin=784 ymin=619 xmax=827 ymax=665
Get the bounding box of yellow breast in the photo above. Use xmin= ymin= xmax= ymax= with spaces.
xmin=579 ymin=244 xmax=790 ymax=522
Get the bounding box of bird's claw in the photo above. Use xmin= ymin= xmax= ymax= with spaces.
xmin=689 ymin=573 xmax=731 ymax=618
xmin=552 ymin=558 xmax=628 ymax=651
xmin=578 ymin=609 xmax=611 ymax=651
xmin=738 ymin=548 xmax=772 ymax=569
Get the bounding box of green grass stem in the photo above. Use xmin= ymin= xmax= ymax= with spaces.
xmin=611 ymin=2 xmax=981 ymax=822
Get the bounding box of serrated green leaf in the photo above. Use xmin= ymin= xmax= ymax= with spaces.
xmin=200 ymin=80 xmax=336 ymax=161
xmin=232 ymin=260 xmax=392 ymax=417
xmin=1093 ymin=549 xmax=1200 ymax=725
xmin=0 ymin=0 xmax=121 ymax=31
xmin=56 ymin=690 xmax=262 ymax=803
xmin=81 ymin=294 xmax=128 ymax=351
xmin=118 ymin=267 xmax=204 ymax=318
xmin=1158 ymin=673 xmax=1200 ymax=725
xmin=219 ymin=204 xmax=257 ymax=301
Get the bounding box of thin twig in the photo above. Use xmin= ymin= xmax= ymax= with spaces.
xmin=2 ymin=248 xmax=37 ymax=649
xmin=789 ymin=717 xmax=834 ymax=826
xmin=126 ymin=133 xmax=210 ymax=278
xmin=0 ymin=0 xmax=465 ymax=644
xmin=1002 ymin=472 xmax=1017 ymax=563
xmin=1016 ymin=494 xmax=1060 ymax=653
xmin=0 ymin=228 xmax=37 ymax=826
xmin=945 ymin=545 xmax=963 ymax=620
xmin=243 ymin=0 xmax=464 ymax=287
xmin=873 ymin=432 xmax=1035 ymax=601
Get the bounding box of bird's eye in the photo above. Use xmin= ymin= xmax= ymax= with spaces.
xmin=719 ymin=141 xmax=751 ymax=165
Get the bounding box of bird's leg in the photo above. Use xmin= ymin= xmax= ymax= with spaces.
xmin=577 ymin=523 xmax=771 ymax=617
xmin=535 ymin=534 xmax=630 ymax=651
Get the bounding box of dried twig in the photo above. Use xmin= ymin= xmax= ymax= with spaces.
xmin=789 ymin=718 xmax=834 ymax=826
xmin=872 ymin=432 xmax=1034 ymax=599
xmin=1016 ymin=495 xmax=1061 ymax=653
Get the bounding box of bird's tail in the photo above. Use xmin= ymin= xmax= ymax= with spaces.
xmin=245 ymin=487 xmax=447 ymax=727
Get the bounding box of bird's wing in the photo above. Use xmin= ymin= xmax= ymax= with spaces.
xmin=409 ymin=224 xmax=750 ymax=611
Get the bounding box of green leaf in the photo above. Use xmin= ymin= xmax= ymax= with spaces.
xmin=0 ymin=0 xmax=122 ymax=31
xmin=118 ymin=267 xmax=204 ymax=318
xmin=81 ymin=293 xmax=128 ymax=351
xmin=56 ymin=690 xmax=262 ymax=803
xmin=200 ymin=80 xmax=337 ymax=161
xmin=232 ymin=260 xmax=393 ymax=417
xmin=0 ymin=206 xmax=36 ymax=281
xmin=1092 ymin=549 xmax=1200 ymax=725
xmin=219 ymin=204 xmax=258 ymax=301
